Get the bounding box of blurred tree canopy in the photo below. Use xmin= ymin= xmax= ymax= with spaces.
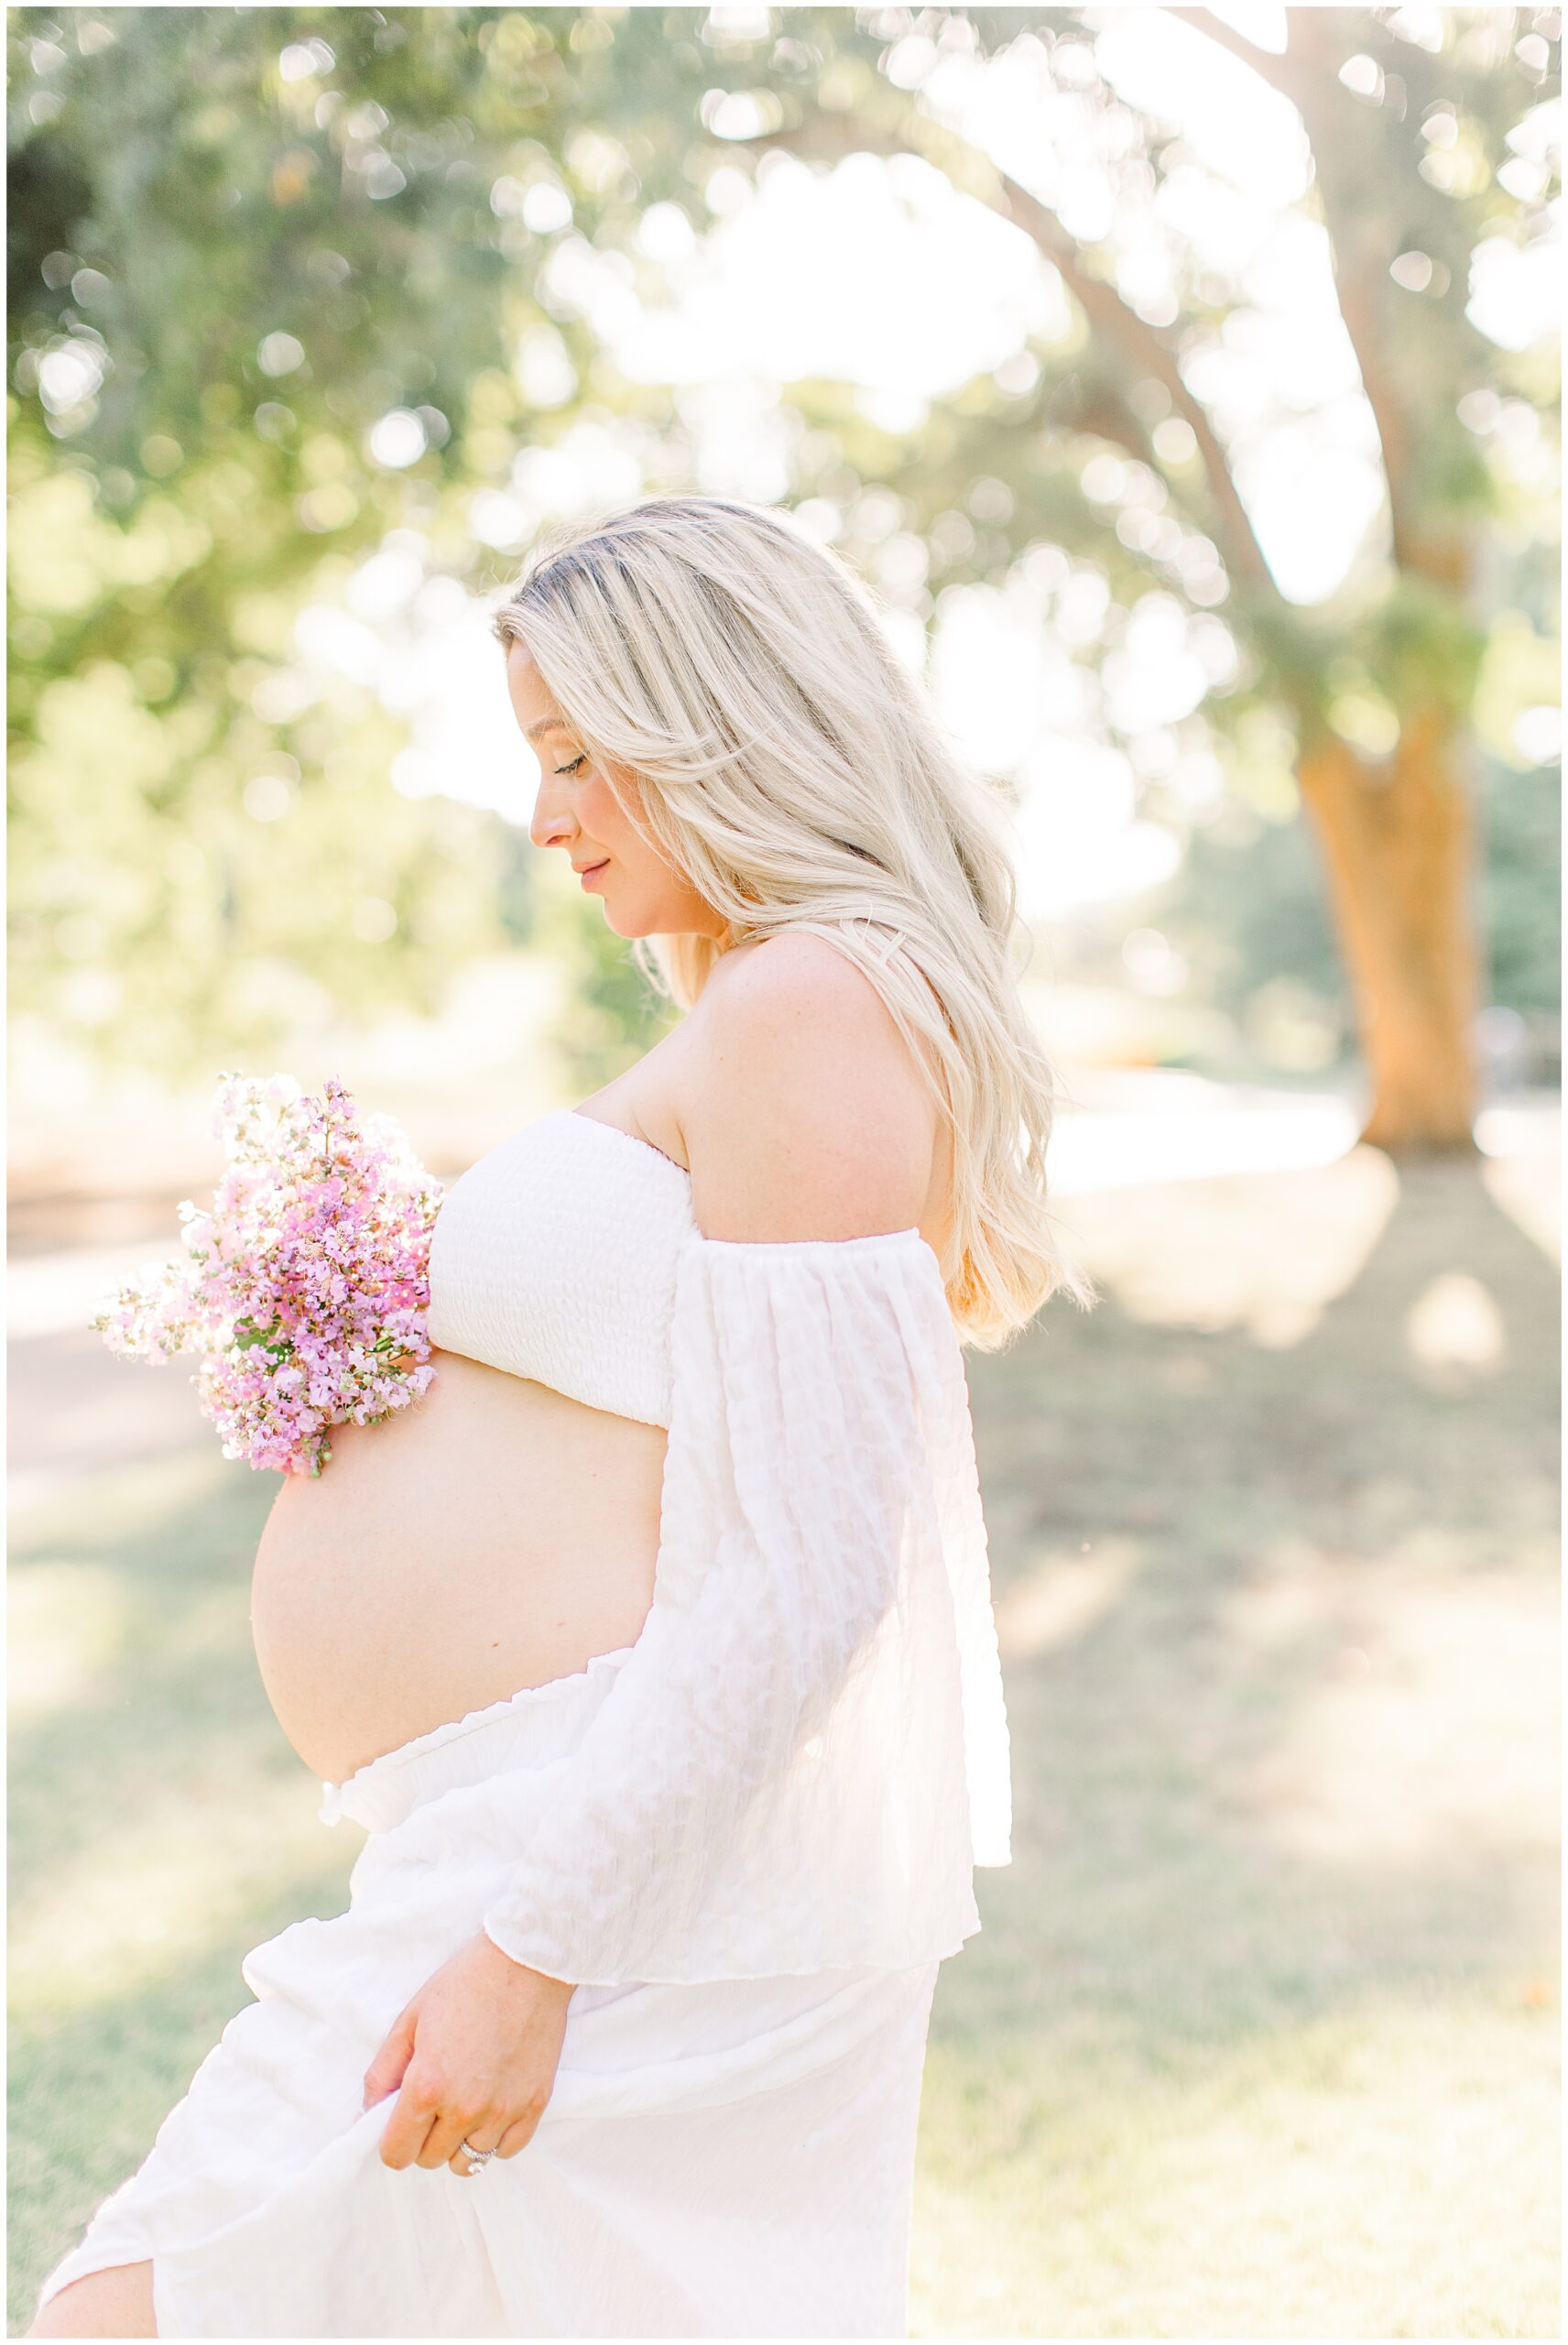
xmin=7 ymin=5 xmax=1560 ymax=1132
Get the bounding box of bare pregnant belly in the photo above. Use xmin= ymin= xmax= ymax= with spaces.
xmin=249 ymin=1349 xmax=665 ymax=1783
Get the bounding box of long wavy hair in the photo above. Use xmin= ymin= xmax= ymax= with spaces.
xmin=490 ymin=494 xmax=1095 ymax=1349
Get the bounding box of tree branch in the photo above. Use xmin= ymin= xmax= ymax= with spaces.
xmin=987 ymin=161 xmax=1276 ymax=594
xmin=1163 ymin=6 xmax=1314 ymax=104
xmin=738 ymin=110 xmax=1281 ymax=606
xmin=1165 ymin=5 xmax=1415 ymax=562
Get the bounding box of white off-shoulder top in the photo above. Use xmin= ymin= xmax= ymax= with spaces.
xmin=425 ymin=1107 xmax=696 ymax=1427
xmin=415 ymin=1101 xmax=1014 ymax=1985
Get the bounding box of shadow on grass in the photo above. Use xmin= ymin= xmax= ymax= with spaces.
xmin=913 ymin=1151 xmax=1558 ymax=2330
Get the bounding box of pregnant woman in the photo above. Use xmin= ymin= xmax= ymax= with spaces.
xmin=31 ymin=493 xmax=1091 ymax=2339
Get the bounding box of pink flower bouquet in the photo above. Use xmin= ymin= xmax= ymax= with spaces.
xmin=92 ymin=1073 xmax=445 ymax=1477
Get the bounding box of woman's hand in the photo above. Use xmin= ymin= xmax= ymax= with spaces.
xmin=364 ymin=1931 xmax=576 ymax=2176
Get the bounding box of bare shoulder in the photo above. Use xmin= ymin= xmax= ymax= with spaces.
xmin=679 ymin=932 xmax=937 ymax=1243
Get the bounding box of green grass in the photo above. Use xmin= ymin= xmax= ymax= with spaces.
xmin=913 ymin=1151 xmax=1560 ymax=2336
xmin=8 ymin=1449 xmax=363 ymax=2331
xmin=9 ymin=1149 xmax=1560 ymax=2336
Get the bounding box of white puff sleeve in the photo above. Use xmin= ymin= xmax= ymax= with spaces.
xmin=480 ymin=1227 xmax=1013 ymax=1984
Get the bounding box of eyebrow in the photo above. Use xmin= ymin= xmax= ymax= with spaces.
xmin=524 ymin=716 xmax=570 ymax=743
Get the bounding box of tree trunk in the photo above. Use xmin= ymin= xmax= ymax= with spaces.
xmin=1296 ymin=704 xmax=1482 ymax=1153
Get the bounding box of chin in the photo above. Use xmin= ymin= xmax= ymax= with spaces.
xmin=602 ymin=899 xmax=652 ymax=940
xmin=599 ymin=884 xmax=720 ymax=942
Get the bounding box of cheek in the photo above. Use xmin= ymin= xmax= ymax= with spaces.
xmin=582 ymin=779 xmax=615 ymax=831
xmin=584 ymin=774 xmax=639 ymax=852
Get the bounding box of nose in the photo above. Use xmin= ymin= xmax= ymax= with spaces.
xmin=528 ymin=767 xmax=579 ymax=854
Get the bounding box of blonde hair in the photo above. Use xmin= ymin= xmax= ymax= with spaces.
xmin=491 ymin=494 xmax=1096 ymax=1348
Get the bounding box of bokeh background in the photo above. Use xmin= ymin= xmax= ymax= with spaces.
xmin=7 ymin=5 xmax=1561 ymax=2334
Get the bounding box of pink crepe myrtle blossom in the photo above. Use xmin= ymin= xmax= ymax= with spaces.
xmin=91 ymin=1074 xmax=445 ymax=1478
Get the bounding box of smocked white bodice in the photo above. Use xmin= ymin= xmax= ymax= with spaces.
xmin=424 ymin=1107 xmax=697 ymax=1429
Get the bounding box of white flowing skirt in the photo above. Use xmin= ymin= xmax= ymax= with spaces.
xmin=34 ymin=1643 xmax=943 ymax=2339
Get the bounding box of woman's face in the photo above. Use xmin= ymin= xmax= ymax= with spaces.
xmin=507 ymin=639 xmax=725 ymax=941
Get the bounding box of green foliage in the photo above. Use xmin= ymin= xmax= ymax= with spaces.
xmin=1481 ymin=757 xmax=1562 ymax=1016
xmin=1156 ymin=793 xmax=1352 ymax=1068
xmin=6 ymin=6 xmax=634 ymax=1076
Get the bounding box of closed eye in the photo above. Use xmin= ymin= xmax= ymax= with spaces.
xmin=555 ymin=753 xmax=587 ymax=778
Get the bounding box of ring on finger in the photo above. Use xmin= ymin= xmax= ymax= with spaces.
xmin=456 ymin=2135 xmax=495 ymax=2173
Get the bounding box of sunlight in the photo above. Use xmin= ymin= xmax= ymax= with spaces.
xmin=1046 ymin=1074 xmax=1364 ymax=1194
xmin=992 ymin=1535 xmax=1143 ymax=1659
xmin=8 ymin=1561 xmax=131 ymax=1722
xmin=10 ymin=1772 xmax=343 ymax=2017
xmin=1404 ymin=1271 xmax=1508 ymax=1379
xmin=1050 ymin=1141 xmax=1399 ymax=1338
xmin=619 ymin=147 xmax=1065 ymax=397
xmin=1234 ymin=1553 xmax=1559 ymax=1865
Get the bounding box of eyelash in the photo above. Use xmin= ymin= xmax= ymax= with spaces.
xmin=555 ymin=754 xmax=587 ymax=779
